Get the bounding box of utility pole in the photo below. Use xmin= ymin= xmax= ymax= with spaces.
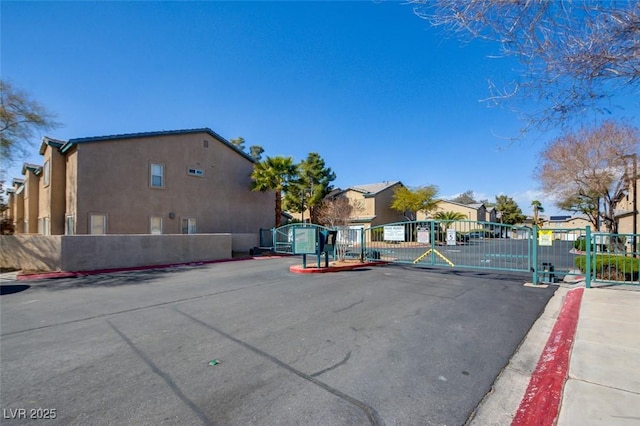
xmin=633 ymin=154 xmax=637 ymax=255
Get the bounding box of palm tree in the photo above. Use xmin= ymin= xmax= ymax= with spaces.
xmin=433 ymin=211 xmax=467 ymax=221
xmin=251 ymin=156 xmax=297 ymax=227
xmin=531 ymin=200 xmax=545 ymax=226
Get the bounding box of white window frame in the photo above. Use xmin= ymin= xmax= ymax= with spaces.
xmin=150 ymin=216 xmax=163 ymax=235
xmin=43 ymin=160 xmax=51 ymax=187
xmin=89 ymin=214 xmax=107 ymax=235
xmin=150 ymin=163 xmax=164 ymax=188
xmin=66 ymin=215 xmax=74 ymax=235
xmin=181 ymin=218 xmax=196 ymax=234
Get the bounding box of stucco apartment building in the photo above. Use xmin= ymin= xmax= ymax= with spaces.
xmin=614 ymin=176 xmax=640 ymax=235
xmin=416 ymin=200 xmax=496 ymax=223
xmin=334 ymin=181 xmax=407 ymax=228
xmin=7 ymin=128 xmax=274 ymax=235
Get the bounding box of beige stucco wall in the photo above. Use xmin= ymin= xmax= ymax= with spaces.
xmin=71 ymin=132 xmax=274 ymax=235
xmin=341 ymin=185 xmax=405 ymax=228
xmin=1 ymin=234 xmax=235 ymax=272
xmin=231 ymin=233 xmax=258 ymax=253
xmin=38 ymin=144 xmax=67 ymax=235
xmin=372 ymin=185 xmax=405 ymax=226
xmin=544 ymin=217 xmax=592 ymax=230
xmin=23 ymin=170 xmax=40 ymax=233
xmin=1 ymin=235 xmax=63 ymax=270
xmin=11 ymin=186 xmax=25 ymax=233
xmin=65 ymin=148 xmax=78 ymax=233
xmin=615 ymin=178 xmax=640 ymax=234
xmin=417 ymin=201 xmax=478 ymax=221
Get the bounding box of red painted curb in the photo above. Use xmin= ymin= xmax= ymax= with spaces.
xmin=289 ymin=261 xmax=387 ymax=274
xmin=511 ymin=287 xmax=584 ymax=426
xmin=15 ymin=255 xmax=290 ymax=281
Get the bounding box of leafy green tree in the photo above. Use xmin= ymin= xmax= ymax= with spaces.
xmin=449 ymin=190 xmax=477 ymax=205
xmin=390 ymin=185 xmax=440 ymax=221
xmin=249 ymin=145 xmax=264 ymax=162
xmin=556 ymin=192 xmax=600 ymax=230
xmin=284 ymin=153 xmax=336 ymax=224
xmin=251 ymin=156 xmax=297 ymax=227
xmin=495 ymin=195 xmax=526 ymax=225
xmin=1 ymin=79 xmax=59 ymax=165
xmin=229 ymin=136 xmax=245 ymax=151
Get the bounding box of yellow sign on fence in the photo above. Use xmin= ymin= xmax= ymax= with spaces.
xmin=538 ymin=230 xmax=553 ymax=246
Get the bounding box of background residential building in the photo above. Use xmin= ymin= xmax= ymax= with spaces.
xmin=7 ymin=128 xmax=274 ymax=236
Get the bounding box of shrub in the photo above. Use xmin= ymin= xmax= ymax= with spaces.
xmin=574 ymin=238 xmax=587 ymax=251
xmin=575 ymin=254 xmax=640 ymax=280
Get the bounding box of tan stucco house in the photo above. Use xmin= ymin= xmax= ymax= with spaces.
xmin=334 ymin=181 xmax=407 ymax=228
xmin=417 ymin=200 xmax=488 ymax=222
xmin=614 ymin=176 xmax=640 ymax=235
xmin=8 ymin=128 xmax=274 ymax=235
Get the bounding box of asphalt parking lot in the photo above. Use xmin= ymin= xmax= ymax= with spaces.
xmin=1 ymin=258 xmax=556 ymax=425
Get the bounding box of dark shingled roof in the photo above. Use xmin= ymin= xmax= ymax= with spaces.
xmin=59 ymin=128 xmax=255 ymax=162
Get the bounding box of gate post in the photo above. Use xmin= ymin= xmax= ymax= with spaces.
xmin=532 ymin=225 xmax=539 ymax=285
xmin=271 ymin=227 xmax=276 ymax=252
xmin=585 ymin=226 xmax=592 ymax=288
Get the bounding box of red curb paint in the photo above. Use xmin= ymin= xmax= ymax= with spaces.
xmin=15 ymin=256 xmax=290 ymax=281
xmin=289 ymin=262 xmax=387 ymax=274
xmin=512 ymin=287 xmax=585 ymax=426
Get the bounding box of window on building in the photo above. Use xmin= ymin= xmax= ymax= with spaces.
xmin=187 ymin=167 xmax=204 ymax=177
xmin=181 ymin=218 xmax=196 ymax=234
xmin=90 ymin=214 xmax=106 ymax=234
xmin=43 ymin=161 xmax=50 ymax=187
xmin=150 ymin=163 xmax=164 ymax=188
xmin=150 ymin=216 xmax=163 ymax=235
xmin=66 ymin=216 xmax=74 ymax=235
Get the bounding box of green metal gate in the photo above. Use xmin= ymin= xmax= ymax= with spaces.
xmin=272 ymin=221 xmax=640 ymax=287
xmin=362 ymin=221 xmax=533 ymax=273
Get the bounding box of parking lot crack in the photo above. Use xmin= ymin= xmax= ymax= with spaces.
xmin=173 ymin=308 xmax=384 ymax=426
xmin=333 ymin=297 xmax=364 ymax=313
xmin=310 ymin=351 xmax=352 ymax=378
xmin=106 ymin=320 xmax=213 ymax=426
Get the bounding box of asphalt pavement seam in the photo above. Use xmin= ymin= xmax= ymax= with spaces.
xmin=332 ymin=297 xmax=365 ymax=313
xmin=310 ymin=351 xmax=352 ymax=378
xmin=0 ymin=279 xmax=285 ymax=338
xmin=106 ymin=319 xmax=213 ymax=426
xmin=172 ymin=306 xmax=384 ymax=426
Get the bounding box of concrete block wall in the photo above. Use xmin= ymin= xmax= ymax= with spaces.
xmin=1 ymin=233 xmax=240 ymax=272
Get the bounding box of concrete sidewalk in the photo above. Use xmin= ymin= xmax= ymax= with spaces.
xmin=557 ymin=287 xmax=640 ymax=425
xmin=471 ymin=284 xmax=640 ymax=425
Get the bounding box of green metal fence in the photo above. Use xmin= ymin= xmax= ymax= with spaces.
xmin=532 ymin=225 xmax=587 ymax=285
xmin=271 ymin=221 xmax=640 ymax=287
xmin=587 ymin=231 xmax=640 ymax=287
xmin=362 ymin=221 xmax=533 ymax=273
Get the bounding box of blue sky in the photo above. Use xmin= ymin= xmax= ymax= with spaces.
xmin=2 ymin=1 xmax=638 ymax=217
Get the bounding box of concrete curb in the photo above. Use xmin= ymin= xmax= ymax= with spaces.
xmin=289 ymin=261 xmax=387 ymax=274
xmin=511 ymin=287 xmax=584 ymax=425
xmin=14 ymin=255 xmax=290 ymax=281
